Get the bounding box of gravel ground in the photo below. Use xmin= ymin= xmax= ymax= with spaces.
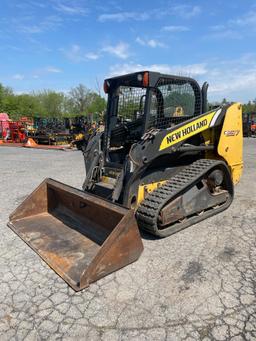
xmin=0 ymin=139 xmax=255 ymax=341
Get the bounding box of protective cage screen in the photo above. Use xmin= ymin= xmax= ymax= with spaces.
xmin=148 ymin=77 xmax=201 ymax=130
xmin=117 ymin=86 xmax=147 ymax=122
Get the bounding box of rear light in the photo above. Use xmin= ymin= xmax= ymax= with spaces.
xmin=104 ymin=80 xmax=110 ymax=93
xmin=143 ymin=72 xmax=149 ymax=87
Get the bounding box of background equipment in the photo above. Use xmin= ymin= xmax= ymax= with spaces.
xmin=243 ymin=112 xmax=256 ymax=137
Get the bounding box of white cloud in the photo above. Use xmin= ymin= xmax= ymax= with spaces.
xmin=45 ymin=66 xmax=62 ymax=73
xmin=135 ymin=37 xmax=166 ymax=48
xmin=108 ymin=63 xmax=207 ymax=78
xmin=210 ymin=24 xmax=226 ymax=32
xmin=62 ymin=44 xmax=84 ymax=62
xmin=231 ymin=10 xmax=256 ymax=27
xmin=13 ymin=74 xmax=25 ymax=80
xmin=18 ymin=15 xmax=62 ymax=34
xmin=207 ymin=29 xmax=242 ymax=40
xmin=207 ymin=69 xmax=256 ymax=102
xmin=12 ymin=66 xmax=62 ymax=82
xmin=102 ymin=42 xmax=130 ymax=59
xmin=98 ymin=4 xmax=201 ymax=23
xmin=162 ymin=25 xmax=190 ymax=32
xmin=207 ymin=8 xmax=256 ymax=40
xmin=14 ymin=1 xmax=46 ymax=10
xmin=53 ymin=1 xmax=88 ymax=16
xmin=108 ymin=57 xmax=256 ymax=102
xmin=85 ymin=52 xmax=100 ymax=60
xmin=206 ymin=55 xmax=256 ymax=96
xmin=135 ymin=37 xmax=145 ymax=45
xmin=61 ymin=45 xmax=101 ymax=62
xmin=62 ymin=42 xmax=130 ymax=62
xmin=147 ymin=40 xmax=163 ymax=48
xmin=98 ymin=11 xmax=150 ymax=22
xmin=0 ymin=45 xmax=23 ymax=52
xmin=172 ymin=5 xmax=201 ymax=19
xmin=176 ymin=64 xmax=208 ymax=76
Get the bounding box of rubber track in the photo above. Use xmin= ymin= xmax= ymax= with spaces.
xmin=136 ymin=159 xmax=227 ymax=236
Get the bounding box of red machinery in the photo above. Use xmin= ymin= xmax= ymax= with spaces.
xmin=8 ymin=121 xmax=27 ymax=142
xmin=0 ymin=113 xmax=10 ymax=141
xmin=0 ymin=113 xmax=30 ymax=144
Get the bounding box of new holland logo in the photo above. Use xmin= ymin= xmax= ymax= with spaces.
xmin=159 ymin=109 xmax=222 ymax=151
xmin=166 ymin=119 xmax=208 ymax=144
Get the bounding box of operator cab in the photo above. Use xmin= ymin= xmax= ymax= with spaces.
xmin=103 ymin=71 xmax=207 ymax=165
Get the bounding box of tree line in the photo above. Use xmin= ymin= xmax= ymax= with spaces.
xmin=240 ymin=100 xmax=256 ymax=114
xmin=211 ymin=98 xmax=256 ymax=115
xmin=0 ymin=83 xmax=106 ymax=120
xmin=1 ymin=82 xmax=255 ymax=121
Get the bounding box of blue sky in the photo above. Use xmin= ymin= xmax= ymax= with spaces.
xmin=1 ymin=0 xmax=256 ymax=102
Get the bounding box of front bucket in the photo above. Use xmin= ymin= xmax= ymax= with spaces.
xmin=8 ymin=179 xmax=143 ymax=291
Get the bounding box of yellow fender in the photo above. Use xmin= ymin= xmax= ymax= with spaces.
xmin=217 ymin=103 xmax=243 ymax=184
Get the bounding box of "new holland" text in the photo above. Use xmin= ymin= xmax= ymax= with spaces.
xmin=166 ymin=119 xmax=208 ymax=144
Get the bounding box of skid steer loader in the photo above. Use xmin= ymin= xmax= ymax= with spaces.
xmin=8 ymin=71 xmax=243 ymax=291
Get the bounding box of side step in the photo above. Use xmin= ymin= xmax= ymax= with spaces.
xmin=8 ymin=179 xmax=143 ymax=291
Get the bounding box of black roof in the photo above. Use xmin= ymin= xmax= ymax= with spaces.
xmin=105 ymin=70 xmax=201 ymax=92
xmin=104 ymin=70 xmax=208 ymax=115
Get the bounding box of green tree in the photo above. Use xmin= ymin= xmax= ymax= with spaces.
xmin=68 ymin=84 xmax=106 ymax=119
xmin=2 ymin=94 xmax=43 ymax=119
xmin=16 ymin=95 xmax=42 ymax=118
xmin=0 ymin=83 xmax=13 ymax=112
xmin=1 ymin=95 xmax=19 ymax=118
xmin=35 ymin=90 xmax=66 ymax=117
xmin=68 ymin=84 xmax=90 ymax=115
xmin=243 ymin=100 xmax=256 ymax=115
xmin=0 ymin=82 xmax=105 ymax=120
xmin=86 ymin=94 xmax=106 ymax=115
